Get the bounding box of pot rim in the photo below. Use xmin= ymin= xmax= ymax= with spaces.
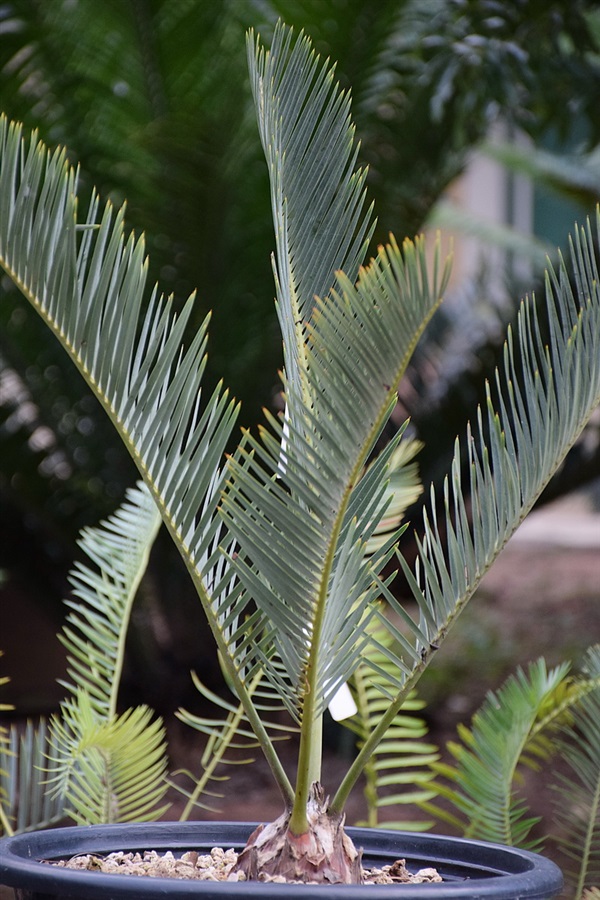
xmin=0 ymin=821 xmax=564 ymax=898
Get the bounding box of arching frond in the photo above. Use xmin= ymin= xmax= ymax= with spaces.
xmin=0 ymin=112 xmax=292 ymax=801
xmin=424 ymin=649 xmax=600 ymax=850
xmin=430 ymin=660 xmax=570 ymax=849
xmin=59 ymin=482 xmax=161 ymax=718
xmin=0 ymin=111 xmax=239 ymax=659
xmin=398 ymin=221 xmax=600 ymax=661
xmin=332 ymin=215 xmax=600 ymax=811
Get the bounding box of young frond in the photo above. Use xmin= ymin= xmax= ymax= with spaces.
xmin=222 ymin=236 xmax=449 ymax=723
xmin=344 ymin=628 xmax=438 ymax=832
xmin=59 ymin=481 xmax=161 ymax=718
xmin=248 ymin=21 xmax=374 ymax=403
xmin=552 ymin=649 xmax=600 ymax=898
xmin=47 ymin=692 xmax=169 ymax=826
xmin=427 ymin=651 xmax=600 ymax=850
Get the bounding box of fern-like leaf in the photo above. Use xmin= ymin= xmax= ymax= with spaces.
xmin=48 ymin=692 xmax=169 ymax=825
xmin=552 ymin=648 xmax=600 ymax=899
xmin=426 ymin=649 xmax=600 ymax=850
xmin=344 ymin=627 xmax=438 ymax=831
xmin=42 ymin=482 xmax=170 ymax=824
xmin=0 ymin=719 xmax=65 ymax=836
xmin=59 ymin=481 xmax=161 ymax=717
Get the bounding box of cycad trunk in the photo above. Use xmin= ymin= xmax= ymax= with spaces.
xmin=235 ymin=784 xmax=362 ymax=884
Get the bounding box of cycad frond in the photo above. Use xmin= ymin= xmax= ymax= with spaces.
xmin=425 ymin=650 xmax=600 ymax=850
xmin=174 ymin=667 xmax=296 ymax=819
xmin=0 ymin=111 xmax=293 ymax=802
xmin=553 ymin=649 xmax=600 ymax=899
xmin=0 ymin=111 xmax=240 ymax=669
xmin=47 ymin=692 xmax=169 ymax=826
xmin=332 ymin=215 xmax=600 ymax=811
xmin=59 ymin=481 xmax=161 ymax=718
xmin=399 ymin=223 xmax=600 ymax=657
xmin=0 ymin=719 xmax=65 ymax=836
xmin=248 ymin=21 xmax=374 ymax=406
xmin=345 ymin=628 xmax=438 ymax=832
xmin=225 ymin=28 xmax=450 ymax=750
xmin=223 ymin=240 xmax=448 ymax=716
xmin=43 ymin=481 xmax=170 ymax=825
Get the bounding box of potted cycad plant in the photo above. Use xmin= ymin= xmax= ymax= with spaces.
xmin=1 ymin=20 xmax=599 ymax=897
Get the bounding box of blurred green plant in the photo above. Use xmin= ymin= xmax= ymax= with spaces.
xmin=422 ymin=647 xmax=600 ymax=899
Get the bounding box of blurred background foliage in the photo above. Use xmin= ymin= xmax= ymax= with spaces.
xmin=1 ymin=0 xmax=600 ymax=714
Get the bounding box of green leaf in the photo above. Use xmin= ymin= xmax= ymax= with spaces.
xmin=47 ymin=692 xmax=169 ymax=825
xmin=0 ymin=112 xmax=240 ymax=666
xmin=552 ymin=648 xmax=600 ymax=899
xmin=0 ymin=719 xmax=65 ymax=836
xmin=59 ymin=482 xmax=161 ymax=718
xmin=247 ymin=21 xmax=374 ymax=408
xmin=333 ymin=210 xmax=600 ymax=810
xmin=0 ymin=113 xmax=293 ymax=801
xmin=428 ymin=648 xmax=600 ymax=850
xmin=344 ymin=626 xmax=439 ymax=832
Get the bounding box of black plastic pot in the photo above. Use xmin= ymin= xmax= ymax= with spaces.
xmin=0 ymin=821 xmax=563 ymax=899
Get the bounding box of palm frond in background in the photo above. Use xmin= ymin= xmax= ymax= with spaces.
xmin=0 ymin=719 xmax=65 ymax=836
xmin=59 ymin=483 xmax=161 ymax=718
xmin=553 ymin=649 xmax=600 ymax=899
xmin=425 ymin=647 xmax=600 ymax=852
xmin=42 ymin=483 xmax=169 ymax=825
xmin=345 ymin=627 xmax=438 ymax=832
xmin=48 ymin=693 xmax=169 ymax=826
